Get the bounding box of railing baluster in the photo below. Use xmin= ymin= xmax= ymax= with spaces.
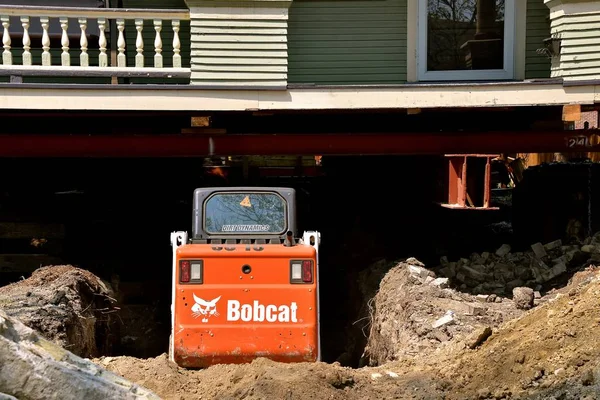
xmin=60 ymin=17 xmax=70 ymax=66
xmin=1 ymin=16 xmax=12 ymax=66
xmin=40 ymin=17 xmax=51 ymax=66
xmin=154 ymin=19 xmax=162 ymax=68
xmin=21 ymin=16 xmax=31 ymax=66
xmin=98 ymin=17 xmax=107 ymax=67
xmin=79 ymin=18 xmax=88 ymax=67
xmin=0 ymin=6 xmax=191 ymax=82
xmin=117 ymin=18 xmax=126 ymax=67
xmin=135 ymin=19 xmax=144 ymax=68
xmin=172 ymin=20 xmax=181 ymax=68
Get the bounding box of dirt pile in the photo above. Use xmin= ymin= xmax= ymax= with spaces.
xmin=363 ymin=258 xmax=524 ymax=366
xmin=92 ymin=265 xmax=600 ymax=400
xmin=415 ymin=265 xmax=600 ymax=399
xmin=0 ymin=309 xmax=159 ymax=400
xmin=0 ymin=265 xmax=118 ymax=358
xmin=436 ymin=232 xmax=600 ymax=295
xmin=96 ymin=354 xmax=358 ymax=400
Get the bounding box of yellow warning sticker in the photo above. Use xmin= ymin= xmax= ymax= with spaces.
xmin=240 ymin=196 xmax=252 ymax=207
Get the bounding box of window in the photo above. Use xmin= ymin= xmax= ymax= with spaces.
xmin=417 ymin=0 xmax=515 ymax=81
xmin=204 ymin=192 xmax=287 ymax=235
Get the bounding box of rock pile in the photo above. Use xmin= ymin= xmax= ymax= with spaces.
xmin=363 ymin=258 xmax=524 ymax=366
xmin=436 ymin=232 xmax=600 ymax=295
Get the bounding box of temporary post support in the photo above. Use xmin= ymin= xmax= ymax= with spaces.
xmin=442 ymin=154 xmax=500 ymax=210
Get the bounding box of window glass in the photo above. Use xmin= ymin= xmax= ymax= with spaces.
xmin=204 ymin=192 xmax=286 ymax=234
xmin=427 ymin=0 xmax=505 ymax=71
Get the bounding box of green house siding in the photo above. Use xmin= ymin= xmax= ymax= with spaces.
xmin=525 ymin=0 xmax=551 ymax=79
xmin=287 ymin=0 xmax=407 ymax=85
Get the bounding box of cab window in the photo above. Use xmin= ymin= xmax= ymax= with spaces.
xmin=204 ymin=192 xmax=286 ymax=234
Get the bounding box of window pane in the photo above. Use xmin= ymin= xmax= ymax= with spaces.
xmin=427 ymin=0 xmax=505 ymax=72
xmin=204 ymin=192 xmax=287 ymax=234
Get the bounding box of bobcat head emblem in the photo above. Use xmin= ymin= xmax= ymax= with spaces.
xmin=191 ymin=294 xmax=221 ymax=323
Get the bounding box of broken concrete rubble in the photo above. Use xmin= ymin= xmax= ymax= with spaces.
xmin=531 ymin=242 xmax=547 ymax=259
xmin=431 ymin=277 xmax=449 ymax=288
xmin=363 ymin=259 xmax=524 ymax=366
xmin=432 ymin=311 xmax=455 ymax=329
xmin=513 ymin=287 xmax=535 ymax=310
xmin=437 ymin=232 xmax=600 ymax=296
xmin=0 ymin=310 xmax=159 ymax=400
xmin=465 ymin=326 xmax=492 ymax=349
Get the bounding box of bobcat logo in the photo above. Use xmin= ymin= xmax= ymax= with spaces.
xmin=191 ymin=294 xmax=221 ymax=323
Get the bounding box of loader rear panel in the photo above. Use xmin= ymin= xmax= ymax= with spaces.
xmin=173 ymin=244 xmax=318 ymax=368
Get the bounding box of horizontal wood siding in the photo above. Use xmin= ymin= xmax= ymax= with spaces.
xmin=188 ymin=5 xmax=291 ymax=88
xmin=525 ymin=0 xmax=551 ymax=79
xmin=551 ymin=10 xmax=600 ymax=81
xmin=287 ymin=0 xmax=407 ymax=85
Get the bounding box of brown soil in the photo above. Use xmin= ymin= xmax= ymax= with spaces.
xmin=92 ymin=265 xmax=600 ymax=400
xmin=0 ymin=265 xmax=118 ymax=358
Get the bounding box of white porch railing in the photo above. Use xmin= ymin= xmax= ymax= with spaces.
xmin=0 ymin=5 xmax=190 ymax=81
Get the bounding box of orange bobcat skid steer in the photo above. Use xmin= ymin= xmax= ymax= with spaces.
xmin=170 ymin=187 xmax=321 ymax=368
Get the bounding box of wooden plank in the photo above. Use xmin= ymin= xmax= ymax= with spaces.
xmin=0 ymin=5 xmax=189 ymax=20
xmin=0 ymin=66 xmax=191 ymax=79
xmin=0 ymin=254 xmax=63 ymax=274
xmin=0 ymin=222 xmax=65 ymax=239
xmin=563 ymin=104 xmax=581 ymax=122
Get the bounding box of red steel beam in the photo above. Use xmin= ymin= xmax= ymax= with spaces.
xmin=0 ymin=131 xmax=596 ymax=157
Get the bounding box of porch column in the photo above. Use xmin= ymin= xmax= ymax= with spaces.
xmin=184 ymin=0 xmax=292 ymax=89
xmin=545 ymin=0 xmax=600 ymax=82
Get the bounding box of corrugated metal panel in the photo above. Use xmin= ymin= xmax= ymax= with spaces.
xmin=525 ymin=0 xmax=551 ymax=79
xmin=287 ymin=0 xmax=407 ymax=85
xmin=550 ymin=7 xmax=600 ymax=82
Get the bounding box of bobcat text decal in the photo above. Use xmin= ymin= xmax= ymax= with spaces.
xmin=190 ymin=296 xmax=299 ymax=323
xmin=227 ymin=300 xmax=298 ymax=323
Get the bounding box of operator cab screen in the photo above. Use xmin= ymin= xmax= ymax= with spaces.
xmin=204 ymin=192 xmax=287 ymax=234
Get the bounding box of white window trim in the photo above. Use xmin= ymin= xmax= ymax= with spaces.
xmin=417 ymin=0 xmax=516 ymax=81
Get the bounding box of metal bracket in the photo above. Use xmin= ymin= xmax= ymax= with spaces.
xmin=169 ymin=230 xmax=188 ymax=362
xmin=302 ymin=230 xmax=321 ymax=361
xmin=441 ymin=154 xmax=500 ymax=210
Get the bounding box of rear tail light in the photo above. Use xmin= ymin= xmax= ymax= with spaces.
xmin=180 ymin=260 xmax=203 ymax=283
xmin=290 ymin=260 xmax=314 ymax=284
xmin=302 ymin=260 xmax=313 ymax=283
xmin=180 ymin=261 xmax=190 ymax=283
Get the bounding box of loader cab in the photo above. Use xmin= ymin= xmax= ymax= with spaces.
xmin=170 ymin=187 xmax=320 ymax=368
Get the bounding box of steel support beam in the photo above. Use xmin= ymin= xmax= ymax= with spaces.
xmin=442 ymin=154 xmax=499 ymax=210
xmin=0 ymin=131 xmax=595 ymax=157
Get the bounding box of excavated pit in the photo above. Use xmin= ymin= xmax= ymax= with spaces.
xmin=0 ymin=155 xmax=535 ymax=364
